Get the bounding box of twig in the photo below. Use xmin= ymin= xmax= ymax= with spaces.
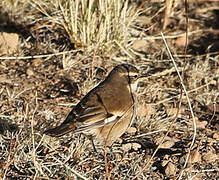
xmin=114 ymin=40 xmax=134 ymax=60
xmin=134 ymin=31 xmax=197 ymax=178
xmin=104 ymin=145 xmax=111 ymax=180
xmin=156 ymin=80 xmax=216 ymax=105
xmin=133 ymin=34 xmax=184 ymax=179
xmin=134 ymin=88 xmax=183 ymax=179
xmin=161 ymin=32 xmax=197 ymax=180
xmin=191 ymin=169 xmax=219 ymax=173
xmin=0 ymin=49 xmax=82 ymax=60
xmin=52 ymin=156 xmax=88 ymax=180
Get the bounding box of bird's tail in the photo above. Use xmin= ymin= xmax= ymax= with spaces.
xmin=44 ymin=123 xmax=76 ymax=137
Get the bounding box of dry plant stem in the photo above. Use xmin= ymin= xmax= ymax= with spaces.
xmin=161 ymin=32 xmax=197 ymax=180
xmin=0 ymin=49 xmax=82 ymax=60
xmin=208 ymin=95 xmax=218 ymax=125
xmin=134 ymin=31 xmax=197 ymax=178
xmin=163 ymin=0 xmax=175 ymax=30
xmin=134 ymin=90 xmax=183 ymax=179
xmin=156 ymin=80 xmax=215 ymax=105
xmin=52 ymin=156 xmax=88 ymax=180
xmin=104 ymin=145 xmax=110 ymax=180
xmin=130 ymin=28 xmax=219 ymax=41
xmin=184 ymin=0 xmax=189 ymax=57
xmin=31 ymin=92 xmax=42 ymax=178
xmin=136 ymin=0 xmax=148 ymax=12
xmin=33 ymin=0 xmax=51 ymax=18
xmin=3 ymin=137 xmax=15 ymax=179
xmin=110 ymin=154 xmax=128 ymax=175
xmin=191 ymin=169 xmax=219 ymax=173
xmin=114 ymin=40 xmax=134 ymax=60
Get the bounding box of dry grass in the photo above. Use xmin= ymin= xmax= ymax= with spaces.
xmin=31 ymin=0 xmax=140 ymax=57
xmin=0 ymin=0 xmax=219 ymax=179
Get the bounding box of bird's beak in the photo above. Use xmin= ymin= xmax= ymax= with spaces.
xmin=138 ymin=74 xmax=150 ymax=80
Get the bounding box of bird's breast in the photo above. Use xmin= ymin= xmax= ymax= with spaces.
xmin=130 ymin=79 xmax=139 ymax=92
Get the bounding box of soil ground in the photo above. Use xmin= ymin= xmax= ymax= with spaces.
xmin=0 ymin=1 xmax=218 ymax=179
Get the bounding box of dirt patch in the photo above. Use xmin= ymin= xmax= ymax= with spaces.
xmin=0 ymin=1 xmax=218 ymax=179
xmin=0 ymin=32 xmax=19 ymax=55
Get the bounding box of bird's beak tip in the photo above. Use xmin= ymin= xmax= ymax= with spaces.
xmin=138 ymin=74 xmax=149 ymax=79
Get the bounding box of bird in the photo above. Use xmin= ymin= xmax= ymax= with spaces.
xmin=44 ymin=64 xmax=139 ymax=147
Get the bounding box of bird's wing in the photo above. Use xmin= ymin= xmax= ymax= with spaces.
xmin=64 ymin=89 xmax=120 ymax=132
xmin=44 ymin=86 xmax=119 ymax=137
xmin=74 ymin=97 xmax=135 ymax=133
xmin=44 ymin=122 xmax=76 ymax=137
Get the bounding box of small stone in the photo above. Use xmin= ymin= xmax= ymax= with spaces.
xmin=131 ymin=39 xmax=148 ymax=51
xmin=202 ymin=152 xmax=218 ymax=163
xmin=155 ymin=136 xmax=178 ymax=149
xmin=165 ymin=162 xmax=177 ymax=176
xmin=0 ymin=32 xmax=19 ymax=55
xmin=26 ymin=68 xmax=34 ymax=76
xmin=196 ymin=118 xmax=208 ymax=129
xmin=137 ymin=104 xmax=155 ymax=117
xmin=190 ymin=149 xmax=201 ymax=163
xmin=175 ymin=33 xmax=188 ymax=47
xmin=213 ymin=132 xmax=219 ymax=140
xmin=32 ymin=58 xmax=43 ymax=67
xmin=122 ymin=143 xmax=132 ymax=151
xmin=127 ymin=127 xmax=137 ymax=134
xmin=132 ymin=142 xmax=141 ymax=151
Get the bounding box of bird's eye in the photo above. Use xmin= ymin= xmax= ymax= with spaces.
xmin=129 ymin=75 xmax=138 ymax=81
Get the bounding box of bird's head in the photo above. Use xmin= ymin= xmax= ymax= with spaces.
xmin=110 ymin=64 xmax=139 ymax=91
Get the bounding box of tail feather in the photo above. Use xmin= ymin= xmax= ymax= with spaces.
xmin=44 ymin=123 xmax=76 ymax=137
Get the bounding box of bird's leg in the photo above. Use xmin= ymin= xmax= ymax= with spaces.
xmin=86 ymin=135 xmax=97 ymax=153
xmin=91 ymin=138 xmax=97 ymax=153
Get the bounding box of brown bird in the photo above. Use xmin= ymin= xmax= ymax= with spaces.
xmin=44 ymin=64 xmax=139 ymax=147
